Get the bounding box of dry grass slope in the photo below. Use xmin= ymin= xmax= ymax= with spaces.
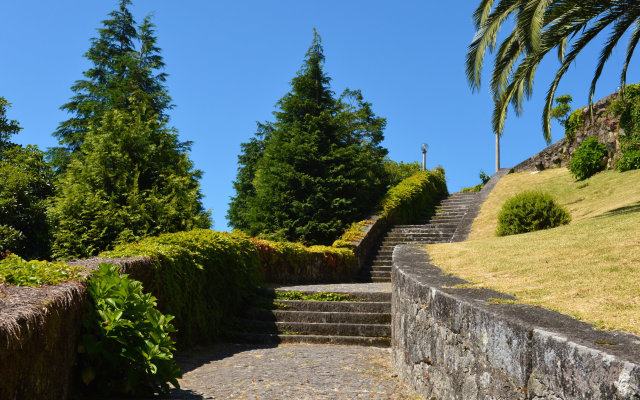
xmin=427 ymin=168 xmax=640 ymax=335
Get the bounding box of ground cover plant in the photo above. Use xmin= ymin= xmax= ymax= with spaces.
xmin=0 ymin=254 xmax=84 ymax=286
xmin=427 ymin=168 xmax=640 ymax=335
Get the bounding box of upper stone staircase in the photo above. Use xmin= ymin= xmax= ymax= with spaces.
xmin=361 ymin=192 xmax=479 ymax=283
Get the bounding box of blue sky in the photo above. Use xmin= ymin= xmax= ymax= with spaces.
xmin=2 ymin=1 xmax=638 ymax=230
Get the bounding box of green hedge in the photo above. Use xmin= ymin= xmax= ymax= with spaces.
xmin=101 ymin=229 xmax=262 ymax=347
xmin=334 ymin=169 xmax=448 ymax=247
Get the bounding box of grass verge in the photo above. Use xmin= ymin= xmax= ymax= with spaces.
xmin=427 ymin=168 xmax=640 ymax=335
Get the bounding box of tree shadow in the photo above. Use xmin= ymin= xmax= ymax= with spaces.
xmin=595 ymin=201 xmax=640 ymax=218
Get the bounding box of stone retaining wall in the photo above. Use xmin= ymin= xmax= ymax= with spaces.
xmin=392 ymin=245 xmax=640 ymax=399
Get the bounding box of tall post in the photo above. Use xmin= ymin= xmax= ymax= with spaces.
xmin=422 ymin=150 xmax=426 ymax=171
xmin=495 ymin=132 xmax=500 ymax=173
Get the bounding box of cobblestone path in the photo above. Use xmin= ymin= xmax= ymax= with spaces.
xmin=164 ymin=343 xmax=422 ymax=400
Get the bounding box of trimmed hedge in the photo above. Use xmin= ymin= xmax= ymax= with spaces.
xmin=100 ymin=230 xmax=261 ymax=347
xmin=334 ymin=169 xmax=448 ymax=248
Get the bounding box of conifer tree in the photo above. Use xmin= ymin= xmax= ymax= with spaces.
xmin=49 ymin=0 xmax=173 ymax=171
xmin=49 ymin=2 xmax=210 ymax=259
xmin=229 ymin=30 xmax=388 ymax=245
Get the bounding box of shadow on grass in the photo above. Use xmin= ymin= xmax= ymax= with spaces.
xmin=596 ymin=201 xmax=640 ymax=218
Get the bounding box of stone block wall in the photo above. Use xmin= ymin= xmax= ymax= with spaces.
xmin=392 ymin=245 xmax=640 ymax=399
xmin=513 ymin=92 xmax=621 ymax=172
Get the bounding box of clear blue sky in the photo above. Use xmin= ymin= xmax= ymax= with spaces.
xmin=2 ymin=1 xmax=637 ymax=230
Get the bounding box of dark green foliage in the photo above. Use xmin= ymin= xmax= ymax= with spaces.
xmin=101 ymin=229 xmax=263 ymax=346
xmin=79 ymin=263 xmax=181 ymax=396
xmin=568 ymin=137 xmax=607 ymax=181
xmin=0 ymin=254 xmax=84 ymax=287
xmin=50 ymin=0 xmax=173 ymax=171
xmin=496 ymin=191 xmax=571 ymax=236
xmin=49 ymin=2 xmax=209 ymax=259
xmin=380 ymin=169 xmax=448 ymax=225
xmin=229 ymin=30 xmax=388 ymax=245
xmin=49 ymin=102 xmax=210 ymax=260
xmin=0 ymin=99 xmax=55 ymax=259
xmin=273 ymin=290 xmax=353 ymax=302
xmin=0 ymin=97 xmax=21 ymax=153
xmin=611 ymin=83 xmax=640 ymax=172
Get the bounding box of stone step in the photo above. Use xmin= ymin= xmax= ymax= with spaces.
xmin=385 ymin=233 xmax=452 ymax=239
xmin=371 ymin=277 xmax=391 ymax=283
xmin=370 ymin=271 xmax=390 ymax=279
xmin=238 ymin=320 xmax=391 ymax=337
xmin=263 ymin=299 xmax=390 ymax=313
xmin=371 ymin=261 xmax=392 ymax=268
xmin=243 ymin=309 xmax=391 ymax=325
xmin=261 ymin=289 xmax=390 ymax=303
xmin=393 ymin=224 xmax=459 ymax=230
xmin=231 ymin=332 xmax=390 ymax=347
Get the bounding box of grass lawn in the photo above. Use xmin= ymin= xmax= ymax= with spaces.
xmin=426 ymin=168 xmax=640 ymax=335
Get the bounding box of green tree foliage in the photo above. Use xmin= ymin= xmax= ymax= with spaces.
xmin=568 ymin=137 xmax=607 ymax=180
xmin=467 ymin=0 xmax=640 ymax=142
xmin=496 ymin=191 xmax=570 ymax=236
xmin=611 ymin=83 xmax=640 ymax=171
xmin=228 ymin=30 xmax=388 ymax=245
xmin=49 ymin=2 xmax=209 ymax=259
xmin=550 ymin=95 xmax=583 ymax=143
xmin=49 ymin=0 xmax=173 ymax=171
xmin=50 ymin=102 xmax=210 ymax=259
xmin=0 ymin=97 xmax=54 ymax=259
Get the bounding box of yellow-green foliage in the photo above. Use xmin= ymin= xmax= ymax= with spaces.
xmin=101 ymin=229 xmax=262 ymax=346
xmin=0 ymin=254 xmax=85 ymax=286
xmin=332 ymin=220 xmax=373 ymax=248
xmin=380 ymin=169 xmax=448 ymax=224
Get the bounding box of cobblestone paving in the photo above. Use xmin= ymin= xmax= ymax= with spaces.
xmin=163 ymin=343 xmax=421 ymax=400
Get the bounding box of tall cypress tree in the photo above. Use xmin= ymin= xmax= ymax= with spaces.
xmin=49 ymin=1 xmax=210 ymax=259
xmin=229 ymin=30 xmax=388 ymax=245
xmin=49 ymin=0 xmax=173 ymax=171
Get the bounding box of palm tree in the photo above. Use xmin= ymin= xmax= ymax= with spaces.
xmin=466 ymin=0 xmax=640 ymax=143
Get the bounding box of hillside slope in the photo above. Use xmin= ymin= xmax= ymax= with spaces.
xmin=427 ymin=168 xmax=640 ymax=335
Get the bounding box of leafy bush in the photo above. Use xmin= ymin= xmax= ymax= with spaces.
xmin=101 ymin=229 xmax=263 ymax=346
xmin=564 ymin=109 xmax=584 ymax=143
xmin=79 ymin=263 xmax=181 ymax=396
xmin=568 ymin=137 xmax=607 ymax=180
xmin=496 ymin=191 xmax=571 ymax=236
xmin=617 ymin=149 xmax=640 ymax=171
xmin=0 ymin=254 xmax=84 ymax=286
xmin=461 ymin=169 xmax=491 ymax=193
xmin=380 ymin=169 xmax=448 ymax=225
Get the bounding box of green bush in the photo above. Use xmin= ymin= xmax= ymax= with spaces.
xmin=568 ymin=137 xmax=607 ymax=180
xmin=0 ymin=254 xmax=84 ymax=286
xmin=380 ymin=169 xmax=448 ymax=225
xmin=617 ymin=148 xmax=640 ymax=171
xmin=101 ymin=229 xmax=263 ymax=346
xmin=79 ymin=263 xmax=181 ymax=396
xmin=496 ymin=191 xmax=571 ymax=236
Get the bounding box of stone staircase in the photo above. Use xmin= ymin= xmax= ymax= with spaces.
xmin=231 ymin=192 xmax=479 ymax=348
xmin=361 ymin=192 xmax=479 ymax=283
xmin=231 ymin=286 xmax=392 ymax=347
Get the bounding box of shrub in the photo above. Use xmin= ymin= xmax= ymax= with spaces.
xmin=617 ymin=148 xmax=640 ymax=171
xmin=568 ymin=137 xmax=607 ymax=180
xmin=79 ymin=263 xmax=181 ymax=396
xmin=101 ymin=229 xmax=263 ymax=346
xmin=496 ymin=191 xmax=570 ymax=236
xmin=380 ymin=169 xmax=448 ymax=225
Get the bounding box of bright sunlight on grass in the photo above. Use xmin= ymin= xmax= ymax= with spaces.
xmin=427 ymin=168 xmax=640 ymax=335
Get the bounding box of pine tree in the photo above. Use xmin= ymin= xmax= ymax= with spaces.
xmin=49 ymin=2 xmax=210 ymax=259
xmin=229 ymin=30 xmax=388 ymax=245
xmin=49 ymin=0 xmax=172 ymax=171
